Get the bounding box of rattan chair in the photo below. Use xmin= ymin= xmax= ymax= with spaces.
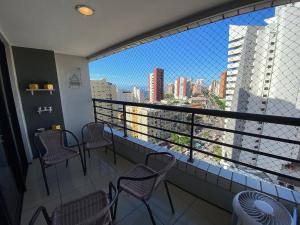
xmin=82 ymin=122 xmax=117 ymax=169
xmin=28 ymin=182 xmax=118 ymax=225
xmin=35 ymin=129 xmax=85 ymax=195
xmin=114 ymin=152 xmax=176 ymax=225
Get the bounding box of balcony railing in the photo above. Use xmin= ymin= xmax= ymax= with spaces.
xmin=92 ymin=98 xmax=300 ymax=186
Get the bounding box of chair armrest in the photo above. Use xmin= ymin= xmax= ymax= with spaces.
xmin=145 ymin=152 xmax=174 ymax=166
xmin=62 ymin=130 xmax=81 ymax=152
xmin=104 ymin=122 xmax=114 ymax=142
xmin=28 ymin=206 xmax=51 ymax=225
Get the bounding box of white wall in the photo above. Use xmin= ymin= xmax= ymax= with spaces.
xmin=55 ymin=53 xmax=94 ymax=143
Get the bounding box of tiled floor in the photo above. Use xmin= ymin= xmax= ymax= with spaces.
xmin=21 ymin=150 xmax=231 ymax=225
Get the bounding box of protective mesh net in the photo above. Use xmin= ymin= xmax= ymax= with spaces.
xmin=91 ymin=3 xmax=300 ymax=190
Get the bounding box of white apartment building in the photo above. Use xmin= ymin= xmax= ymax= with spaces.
xmin=223 ymin=3 xmax=300 ymax=184
xmin=209 ymin=80 xmax=220 ymax=97
xmin=132 ymin=86 xmax=145 ymax=103
xmin=118 ymin=90 xmax=133 ymax=102
xmin=222 ymin=25 xmax=260 ymax=161
xmin=174 ymin=77 xmax=192 ymax=100
xmin=90 ymin=78 xmax=118 ymax=124
xmin=192 ymin=79 xmax=203 ymax=96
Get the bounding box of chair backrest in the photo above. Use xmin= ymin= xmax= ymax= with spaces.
xmin=151 ymin=152 xmax=176 ymax=190
xmin=36 ymin=130 xmax=64 ymax=157
xmin=82 ymin=122 xmax=105 ymax=144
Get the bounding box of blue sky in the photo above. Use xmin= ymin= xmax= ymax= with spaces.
xmin=89 ymin=8 xmax=274 ymax=90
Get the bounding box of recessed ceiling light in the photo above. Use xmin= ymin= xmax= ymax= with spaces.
xmin=75 ymin=5 xmax=95 ymax=16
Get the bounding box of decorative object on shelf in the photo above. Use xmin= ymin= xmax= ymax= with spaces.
xmin=51 ymin=124 xmax=61 ymax=130
xmin=37 ymin=106 xmax=53 ymax=115
xmin=43 ymin=83 xmax=54 ymax=90
xmin=26 ymin=88 xmax=55 ymax=95
xmin=29 ymin=83 xmax=39 ymax=89
xmin=69 ymin=67 xmax=82 ymax=89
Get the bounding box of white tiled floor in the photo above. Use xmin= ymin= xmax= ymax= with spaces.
xmin=21 ymin=150 xmax=231 ymax=225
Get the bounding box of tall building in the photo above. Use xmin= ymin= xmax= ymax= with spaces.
xmin=126 ymin=106 xmax=189 ymax=143
xmin=209 ymin=80 xmax=220 ymax=96
xmin=219 ymin=71 xmax=227 ymax=99
xmin=192 ymin=79 xmax=203 ymax=96
xmin=222 ymin=24 xmax=260 ymax=162
xmin=132 ymin=86 xmax=145 ymax=103
xmin=174 ymin=77 xmax=192 ymax=100
xmin=90 ymin=78 xmax=118 ymax=123
xmin=149 ymin=68 xmax=164 ymax=102
xmin=223 ymin=3 xmax=300 ymax=184
xmin=118 ymin=90 xmax=133 ymax=102
xmin=166 ymin=83 xmax=175 ymax=96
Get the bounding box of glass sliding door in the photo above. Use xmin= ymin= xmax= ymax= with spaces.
xmin=0 ymin=40 xmax=27 ymax=225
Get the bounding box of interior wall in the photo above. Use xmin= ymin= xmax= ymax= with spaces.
xmin=55 ymin=53 xmax=93 ymax=143
xmin=0 ymin=32 xmax=32 ymax=161
xmin=12 ymin=47 xmax=65 ymax=158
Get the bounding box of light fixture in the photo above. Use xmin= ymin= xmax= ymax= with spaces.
xmin=75 ymin=5 xmax=95 ymax=16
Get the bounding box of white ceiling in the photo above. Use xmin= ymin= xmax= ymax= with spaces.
xmin=0 ymin=0 xmax=233 ymax=58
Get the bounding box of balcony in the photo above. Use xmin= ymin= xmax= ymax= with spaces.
xmin=21 ymin=151 xmax=231 ymax=225
xmin=1 ymin=1 xmax=300 ymax=225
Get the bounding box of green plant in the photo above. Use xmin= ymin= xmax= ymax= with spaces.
xmin=212 ymin=145 xmax=222 ymax=162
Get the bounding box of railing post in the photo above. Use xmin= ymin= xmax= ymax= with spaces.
xmin=93 ymin=99 xmax=97 ymax=123
xmin=188 ymin=112 xmax=194 ymax=163
xmin=123 ymin=104 xmax=127 ymax=137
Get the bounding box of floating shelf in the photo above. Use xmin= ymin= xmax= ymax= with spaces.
xmin=26 ymin=89 xmax=55 ymax=95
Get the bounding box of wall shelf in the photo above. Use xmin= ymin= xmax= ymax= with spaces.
xmin=26 ymin=89 xmax=55 ymax=95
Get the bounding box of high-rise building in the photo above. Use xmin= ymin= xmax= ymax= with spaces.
xmin=149 ymin=68 xmax=164 ymax=102
xmin=192 ymin=79 xmax=203 ymax=96
xmin=90 ymin=78 xmax=118 ymax=123
xmin=126 ymin=106 xmax=188 ymax=143
xmin=166 ymin=83 xmax=175 ymax=96
xmin=223 ymin=3 xmax=300 ymax=184
xmin=209 ymin=80 xmax=220 ymax=96
xmin=174 ymin=77 xmax=192 ymax=100
xmin=219 ymin=71 xmax=227 ymax=99
xmin=132 ymin=86 xmax=145 ymax=103
xmin=118 ymin=90 xmax=133 ymax=102
xmin=222 ymin=24 xmax=260 ymax=162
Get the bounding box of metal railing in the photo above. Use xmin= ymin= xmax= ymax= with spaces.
xmin=92 ymin=98 xmax=300 ymax=185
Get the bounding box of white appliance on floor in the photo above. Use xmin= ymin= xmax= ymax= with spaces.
xmin=232 ymin=191 xmax=297 ymax=225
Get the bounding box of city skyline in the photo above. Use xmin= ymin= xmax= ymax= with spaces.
xmin=89 ymin=8 xmax=274 ymax=89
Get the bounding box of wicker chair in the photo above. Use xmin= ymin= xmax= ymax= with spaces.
xmin=82 ymin=122 xmax=117 ymax=169
xmin=35 ymin=129 xmax=85 ymax=195
xmin=28 ymin=182 xmax=118 ymax=225
xmin=114 ymin=152 xmax=176 ymax=225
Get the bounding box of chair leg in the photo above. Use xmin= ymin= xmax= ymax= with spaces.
xmin=65 ymin=160 xmax=68 ymax=168
xmin=112 ymin=143 xmax=117 ymax=165
xmin=113 ymin=191 xmax=120 ymax=220
xmin=29 ymin=206 xmax=51 ymax=225
xmin=164 ymin=181 xmax=175 ymax=214
xmin=39 ymin=161 xmax=50 ymax=195
xmin=78 ymin=151 xmax=86 ymax=176
xmin=88 ymin=149 xmax=91 ymax=158
xmin=142 ymin=200 xmax=156 ymax=225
